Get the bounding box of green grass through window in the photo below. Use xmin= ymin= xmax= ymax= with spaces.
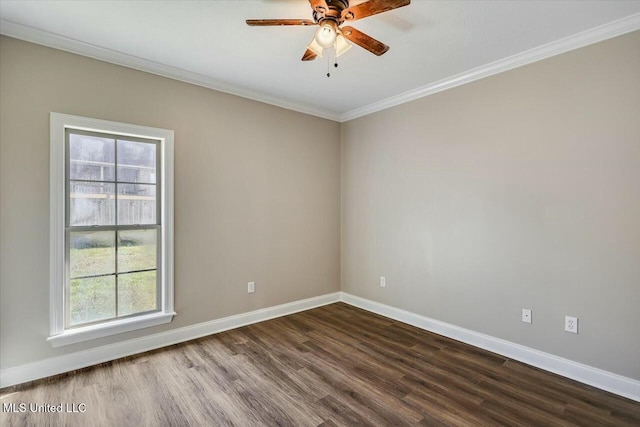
xmin=69 ymin=245 xmax=157 ymax=326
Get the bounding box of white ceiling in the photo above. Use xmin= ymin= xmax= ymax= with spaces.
xmin=1 ymin=1 xmax=639 ymax=121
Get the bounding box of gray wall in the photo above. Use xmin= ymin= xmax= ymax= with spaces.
xmin=0 ymin=36 xmax=341 ymax=369
xmin=2 ymin=31 xmax=639 ymax=381
xmin=341 ymin=31 xmax=640 ymax=380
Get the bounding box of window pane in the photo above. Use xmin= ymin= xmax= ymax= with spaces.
xmin=117 ymin=139 xmax=157 ymax=183
xmin=69 ymin=133 xmax=115 ymax=181
xmin=70 ymin=276 xmax=116 ymax=326
xmin=118 ymin=271 xmax=157 ymax=316
xmin=70 ymin=231 xmax=115 ymax=278
xmin=69 ymin=182 xmax=115 ymax=226
xmin=117 ymin=184 xmax=156 ymax=225
xmin=118 ymin=229 xmax=157 ymax=273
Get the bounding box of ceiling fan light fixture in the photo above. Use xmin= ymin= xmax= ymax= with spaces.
xmin=306 ymin=37 xmax=324 ymax=58
xmin=314 ymin=21 xmax=337 ymax=48
xmin=247 ymin=0 xmax=411 ymax=62
xmin=335 ymin=33 xmax=352 ymax=57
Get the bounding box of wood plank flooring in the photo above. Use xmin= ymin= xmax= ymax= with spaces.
xmin=1 ymin=303 xmax=638 ymax=426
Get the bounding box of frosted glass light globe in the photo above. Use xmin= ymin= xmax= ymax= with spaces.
xmin=315 ymin=22 xmax=337 ymax=48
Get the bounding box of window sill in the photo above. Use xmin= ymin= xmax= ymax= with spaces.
xmin=47 ymin=311 xmax=176 ymax=347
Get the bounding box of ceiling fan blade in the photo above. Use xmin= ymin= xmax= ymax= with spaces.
xmin=341 ymin=26 xmax=389 ymax=56
xmin=342 ymin=0 xmax=410 ymax=22
xmin=246 ymin=19 xmax=316 ymax=26
xmin=301 ymin=48 xmax=318 ymax=61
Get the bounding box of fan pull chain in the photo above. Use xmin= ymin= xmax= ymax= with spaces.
xmin=326 ymin=47 xmax=339 ymax=78
xmin=326 ymin=51 xmax=331 ymax=78
xmin=327 ymin=54 xmax=330 ymax=78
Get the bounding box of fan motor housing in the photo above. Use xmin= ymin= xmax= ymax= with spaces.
xmin=313 ymin=0 xmax=349 ymax=23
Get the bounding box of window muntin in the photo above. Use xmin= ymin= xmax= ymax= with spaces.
xmin=65 ymin=129 xmax=161 ymax=328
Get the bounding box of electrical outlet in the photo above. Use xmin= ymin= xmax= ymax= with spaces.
xmin=248 ymin=281 xmax=255 ymax=294
xmin=522 ymin=309 xmax=532 ymax=324
xmin=380 ymin=276 xmax=386 ymax=287
xmin=565 ymin=316 xmax=578 ymax=334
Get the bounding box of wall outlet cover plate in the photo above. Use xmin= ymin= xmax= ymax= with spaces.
xmin=565 ymin=316 xmax=578 ymax=334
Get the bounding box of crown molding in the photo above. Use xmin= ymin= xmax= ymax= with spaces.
xmin=2 ymin=14 xmax=639 ymax=124
xmin=0 ymin=20 xmax=342 ymax=122
xmin=339 ymin=13 xmax=640 ymax=122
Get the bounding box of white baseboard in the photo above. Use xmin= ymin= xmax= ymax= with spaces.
xmin=339 ymin=292 xmax=640 ymax=402
xmin=0 ymin=292 xmax=341 ymax=389
xmin=3 ymin=291 xmax=638 ymax=402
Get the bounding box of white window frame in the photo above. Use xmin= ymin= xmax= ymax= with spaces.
xmin=49 ymin=113 xmax=175 ymax=347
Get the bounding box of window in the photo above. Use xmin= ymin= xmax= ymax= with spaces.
xmin=49 ymin=113 xmax=174 ymax=347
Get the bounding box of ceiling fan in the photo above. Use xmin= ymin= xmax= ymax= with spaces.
xmin=246 ymin=0 xmax=411 ymax=61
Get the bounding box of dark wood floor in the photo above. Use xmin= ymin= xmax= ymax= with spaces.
xmin=1 ymin=303 xmax=638 ymax=426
